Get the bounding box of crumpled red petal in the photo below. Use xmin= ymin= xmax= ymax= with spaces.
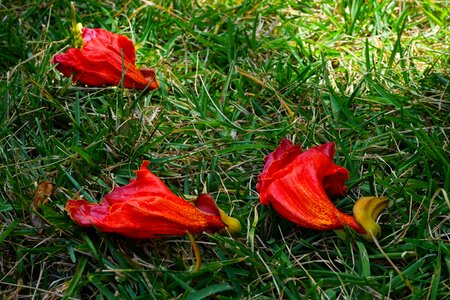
xmin=256 ymin=139 xmax=303 ymax=201
xmin=66 ymin=161 xmax=226 ymax=238
xmin=52 ymin=28 xmax=158 ymax=91
xmin=257 ymin=139 xmax=365 ymax=233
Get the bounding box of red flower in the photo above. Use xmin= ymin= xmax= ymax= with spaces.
xmin=257 ymin=139 xmax=365 ymax=233
xmin=52 ymin=27 xmax=158 ymax=91
xmin=66 ymin=161 xmax=240 ymax=238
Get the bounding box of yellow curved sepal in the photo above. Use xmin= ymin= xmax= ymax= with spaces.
xmin=353 ymin=196 xmax=389 ymax=242
xmin=219 ymin=209 xmax=242 ymax=235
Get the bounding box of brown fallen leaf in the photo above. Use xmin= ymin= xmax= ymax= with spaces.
xmin=31 ymin=181 xmax=54 ymax=231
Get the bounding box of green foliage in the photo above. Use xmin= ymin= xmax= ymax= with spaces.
xmin=0 ymin=0 xmax=449 ymax=298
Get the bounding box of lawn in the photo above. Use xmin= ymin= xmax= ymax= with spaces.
xmin=0 ymin=0 xmax=449 ymax=299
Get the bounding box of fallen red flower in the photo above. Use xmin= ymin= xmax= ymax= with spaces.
xmin=52 ymin=27 xmax=158 ymax=91
xmin=66 ymin=161 xmax=240 ymax=238
xmin=257 ymin=139 xmax=388 ymax=240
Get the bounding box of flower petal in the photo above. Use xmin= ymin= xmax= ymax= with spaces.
xmin=258 ymin=140 xmax=364 ymax=233
xmin=194 ymin=194 xmax=221 ymax=216
xmin=65 ymin=162 xmax=238 ymax=238
xmin=256 ymin=139 xmax=302 ymax=204
xmin=52 ymin=28 xmax=158 ymax=91
xmin=81 ymin=28 xmax=136 ymax=64
xmin=314 ymin=143 xmax=349 ymax=196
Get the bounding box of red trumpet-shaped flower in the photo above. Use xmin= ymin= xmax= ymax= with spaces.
xmin=257 ymin=139 xmax=388 ymax=241
xmin=66 ymin=161 xmax=240 ymax=238
xmin=52 ymin=27 xmax=158 ymax=91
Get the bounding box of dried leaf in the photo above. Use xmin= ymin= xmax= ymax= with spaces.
xmin=32 ymin=181 xmax=54 ymax=210
xmin=31 ymin=181 xmax=54 ymax=231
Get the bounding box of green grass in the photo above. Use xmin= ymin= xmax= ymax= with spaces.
xmin=1 ymin=0 xmax=449 ymax=298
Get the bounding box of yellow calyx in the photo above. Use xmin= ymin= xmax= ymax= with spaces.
xmin=219 ymin=209 xmax=242 ymax=235
xmin=353 ymin=196 xmax=389 ymax=242
xmin=76 ymin=23 xmax=83 ymax=35
xmin=72 ymin=22 xmax=84 ymax=48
